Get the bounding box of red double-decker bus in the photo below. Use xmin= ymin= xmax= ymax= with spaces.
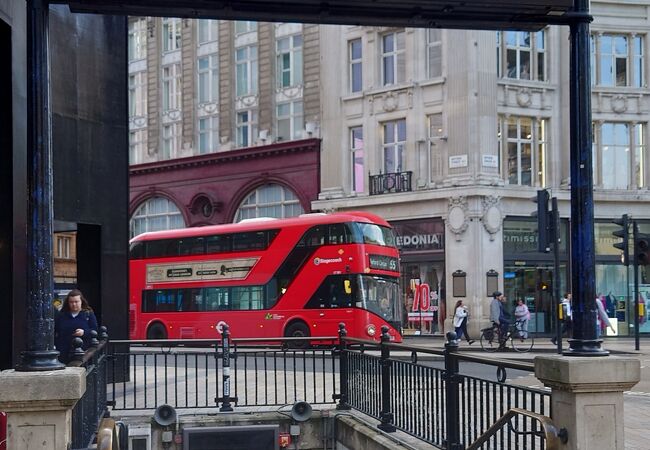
xmin=129 ymin=212 xmax=402 ymax=342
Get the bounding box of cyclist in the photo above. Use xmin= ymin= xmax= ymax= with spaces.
xmin=489 ymin=291 xmax=510 ymax=347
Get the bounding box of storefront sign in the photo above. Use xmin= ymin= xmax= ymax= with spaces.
xmin=391 ymin=219 xmax=444 ymax=254
xmin=503 ymin=219 xmax=567 ymax=255
xmin=412 ymin=283 xmax=430 ymax=311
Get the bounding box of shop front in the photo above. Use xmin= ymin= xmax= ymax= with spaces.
xmin=502 ymin=218 xmax=569 ymax=335
xmin=391 ymin=218 xmax=445 ymax=335
xmin=594 ymin=220 xmax=650 ymax=336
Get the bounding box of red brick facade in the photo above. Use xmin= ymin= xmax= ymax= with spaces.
xmin=129 ymin=139 xmax=321 ymax=225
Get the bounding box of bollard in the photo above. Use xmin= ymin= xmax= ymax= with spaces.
xmin=443 ymin=331 xmax=462 ymax=450
xmin=377 ymin=325 xmax=396 ymax=432
xmin=219 ymin=324 xmax=234 ymax=412
xmin=335 ymin=322 xmax=351 ymax=410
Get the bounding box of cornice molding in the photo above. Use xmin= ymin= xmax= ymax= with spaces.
xmin=130 ymin=138 xmax=321 ymax=175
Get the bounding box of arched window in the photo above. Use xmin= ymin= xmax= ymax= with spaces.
xmin=130 ymin=196 xmax=185 ymax=238
xmin=235 ymin=184 xmax=304 ymax=222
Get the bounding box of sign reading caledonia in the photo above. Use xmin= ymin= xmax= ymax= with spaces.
xmin=391 ymin=219 xmax=445 ymax=253
xmin=146 ymin=257 xmax=259 ymax=283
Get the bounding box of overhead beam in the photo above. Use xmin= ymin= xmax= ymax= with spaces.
xmin=59 ymin=0 xmax=577 ymax=30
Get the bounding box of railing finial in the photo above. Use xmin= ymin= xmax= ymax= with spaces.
xmin=70 ymin=337 xmax=85 ymax=363
xmin=89 ymin=329 xmax=100 ymax=348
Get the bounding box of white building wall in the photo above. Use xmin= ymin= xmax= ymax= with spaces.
xmin=314 ymin=1 xmax=650 ymax=336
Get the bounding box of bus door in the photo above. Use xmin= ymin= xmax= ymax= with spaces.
xmin=304 ymin=275 xmax=356 ymax=337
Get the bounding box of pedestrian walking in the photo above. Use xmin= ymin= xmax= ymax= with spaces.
xmin=489 ymin=291 xmax=510 ymax=346
xmin=453 ymin=300 xmax=475 ymax=344
xmin=514 ymin=298 xmax=530 ymax=338
xmin=596 ymin=295 xmax=614 ymax=338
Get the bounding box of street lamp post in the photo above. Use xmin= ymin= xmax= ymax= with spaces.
xmin=566 ymin=0 xmax=608 ymax=356
xmin=17 ymin=0 xmax=64 ymax=371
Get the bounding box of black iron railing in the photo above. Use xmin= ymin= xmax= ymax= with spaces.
xmin=369 ymin=171 xmax=412 ymax=195
xmin=106 ymin=332 xmax=339 ymax=411
xmin=94 ymin=323 xmax=556 ymax=450
xmin=70 ymin=327 xmax=109 ymax=450
xmin=338 ymin=326 xmax=552 ymax=450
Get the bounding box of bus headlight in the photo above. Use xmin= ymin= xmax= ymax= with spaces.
xmin=366 ymin=324 xmax=377 ymax=337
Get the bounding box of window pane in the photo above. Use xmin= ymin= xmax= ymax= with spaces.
xmin=350 ymin=39 xmax=361 ymax=59
xmin=506 ymin=49 xmax=517 ymax=78
xmin=615 ymin=57 xmax=627 ymax=86
xmin=383 ymin=56 xmax=394 ymax=85
xmin=351 ymin=63 xmax=362 ymax=92
xmin=508 ymin=142 xmax=518 ymax=184
xmin=383 ymin=34 xmax=394 ymax=53
xmin=635 ymin=124 xmax=645 ymax=187
xmin=397 ymin=119 xmax=406 ymax=141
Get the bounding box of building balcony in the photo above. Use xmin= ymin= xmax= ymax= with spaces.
xmin=369 ymin=171 xmax=413 ymax=195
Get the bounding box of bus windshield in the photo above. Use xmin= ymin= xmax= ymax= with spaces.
xmin=355 ymin=275 xmax=400 ymax=323
xmin=356 ymin=223 xmax=396 ymax=247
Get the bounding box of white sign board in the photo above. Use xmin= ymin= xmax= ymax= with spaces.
xmin=482 ymin=154 xmax=499 ymax=168
xmin=449 ymin=154 xmax=468 ymax=169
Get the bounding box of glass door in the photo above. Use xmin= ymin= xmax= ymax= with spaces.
xmin=400 ymin=262 xmax=445 ymax=335
xmin=504 ymin=263 xmax=567 ymax=335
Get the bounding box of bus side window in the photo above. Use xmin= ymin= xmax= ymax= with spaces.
xmin=328 ymin=224 xmax=346 ymax=245
xmin=300 ymin=226 xmax=325 ymax=248
xmin=233 ymin=232 xmax=267 ymax=251
xmin=145 ymin=240 xmax=167 ymax=258
xmin=130 ymin=241 xmax=144 ymax=259
xmin=145 ymin=289 xmax=176 ymax=312
xmin=179 ymin=237 xmax=206 ymax=256
xmin=207 ymin=234 xmax=231 ymax=253
xmin=265 ymin=278 xmax=279 ymax=308
xmin=305 ymin=280 xmax=329 ymax=309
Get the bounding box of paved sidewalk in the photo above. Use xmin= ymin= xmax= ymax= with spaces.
xmin=404 ymin=335 xmax=650 ymax=449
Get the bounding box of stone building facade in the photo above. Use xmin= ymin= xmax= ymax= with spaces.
xmin=313 ymin=1 xmax=650 ymax=337
xmin=128 ymin=18 xmax=322 ymax=230
xmin=129 ymin=2 xmax=650 ymax=338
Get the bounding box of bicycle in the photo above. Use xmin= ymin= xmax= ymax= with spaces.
xmin=479 ymin=320 xmax=534 ymax=353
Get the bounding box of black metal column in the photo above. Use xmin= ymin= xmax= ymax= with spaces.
xmin=565 ymin=0 xmax=608 ymax=356
xmin=377 ymin=326 xmax=395 ymax=432
xmin=17 ymin=0 xmax=64 ymax=371
xmin=443 ymin=332 xmax=462 ymax=450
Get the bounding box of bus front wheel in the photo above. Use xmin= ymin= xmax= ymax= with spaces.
xmin=147 ymin=322 xmax=168 ymax=340
xmin=285 ymin=322 xmax=310 ymax=349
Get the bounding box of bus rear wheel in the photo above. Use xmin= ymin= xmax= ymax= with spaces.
xmin=147 ymin=322 xmax=168 ymax=340
xmin=285 ymin=322 xmax=310 ymax=349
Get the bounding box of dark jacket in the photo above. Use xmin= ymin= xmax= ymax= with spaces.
xmin=54 ymin=310 xmax=98 ymax=362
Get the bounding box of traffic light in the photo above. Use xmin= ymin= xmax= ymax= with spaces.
xmin=635 ymin=233 xmax=650 ymax=266
xmin=612 ymin=214 xmax=629 ymax=266
xmin=533 ymin=190 xmax=550 ymax=253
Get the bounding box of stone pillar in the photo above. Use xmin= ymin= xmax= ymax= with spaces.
xmin=534 ymin=356 xmax=640 ymax=450
xmin=0 ymin=368 xmax=86 ymax=450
